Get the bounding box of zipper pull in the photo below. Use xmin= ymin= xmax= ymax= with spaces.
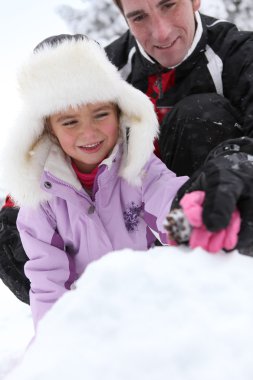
xmin=88 ymin=205 xmax=95 ymax=214
xmin=155 ymin=74 xmax=163 ymax=99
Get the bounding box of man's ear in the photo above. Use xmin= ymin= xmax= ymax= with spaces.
xmin=193 ymin=0 xmax=201 ymax=12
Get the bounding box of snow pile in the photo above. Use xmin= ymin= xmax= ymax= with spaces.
xmin=0 ymin=284 xmax=33 ymax=380
xmin=5 ymin=246 xmax=253 ymax=380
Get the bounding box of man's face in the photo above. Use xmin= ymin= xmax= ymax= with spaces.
xmin=121 ymin=0 xmax=200 ymax=67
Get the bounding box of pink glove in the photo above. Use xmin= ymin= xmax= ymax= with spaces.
xmin=180 ymin=191 xmax=241 ymax=253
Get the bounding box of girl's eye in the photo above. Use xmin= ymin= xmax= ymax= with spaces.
xmin=62 ymin=120 xmax=78 ymax=127
xmin=95 ymin=112 xmax=110 ymax=120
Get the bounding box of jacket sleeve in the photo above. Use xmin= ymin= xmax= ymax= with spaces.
xmin=0 ymin=205 xmax=30 ymax=304
xmin=141 ymin=154 xmax=188 ymax=244
xmin=221 ymin=30 xmax=253 ymax=138
xmin=17 ymin=202 xmax=75 ymax=328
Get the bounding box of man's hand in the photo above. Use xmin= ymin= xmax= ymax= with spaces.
xmin=0 ymin=207 xmax=30 ymax=303
xmin=199 ymin=153 xmax=253 ymax=255
xmin=174 ymin=138 xmax=253 ymax=256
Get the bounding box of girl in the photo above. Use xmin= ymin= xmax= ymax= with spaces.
xmin=3 ymin=34 xmax=188 ymax=328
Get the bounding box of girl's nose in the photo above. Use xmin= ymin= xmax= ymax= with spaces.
xmin=80 ymin=120 xmax=97 ymax=137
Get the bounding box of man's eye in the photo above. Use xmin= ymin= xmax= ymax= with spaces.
xmin=132 ymin=14 xmax=146 ymax=23
xmin=162 ymin=2 xmax=175 ymax=9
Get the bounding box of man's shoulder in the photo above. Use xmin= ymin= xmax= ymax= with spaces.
xmin=105 ymin=30 xmax=136 ymax=69
xmin=201 ymin=13 xmax=236 ymax=31
xmin=201 ymin=13 xmax=252 ymax=47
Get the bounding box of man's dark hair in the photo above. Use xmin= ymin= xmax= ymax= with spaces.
xmin=113 ymin=0 xmax=124 ymax=13
xmin=113 ymin=0 xmax=194 ymax=13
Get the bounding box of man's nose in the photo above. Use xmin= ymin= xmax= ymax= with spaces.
xmin=152 ymin=16 xmax=171 ymax=43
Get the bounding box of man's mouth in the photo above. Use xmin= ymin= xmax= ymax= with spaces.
xmin=155 ymin=37 xmax=179 ymax=50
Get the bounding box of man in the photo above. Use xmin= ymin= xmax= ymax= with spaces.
xmin=0 ymin=0 xmax=253 ymax=304
xmin=105 ymin=0 xmax=253 ymax=249
xmin=106 ymin=0 xmax=252 ymax=175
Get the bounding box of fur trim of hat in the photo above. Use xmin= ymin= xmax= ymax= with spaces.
xmin=2 ymin=35 xmax=158 ymax=207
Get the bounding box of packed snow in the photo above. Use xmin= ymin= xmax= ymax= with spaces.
xmin=0 ymin=284 xmax=33 ymax=379
xmin=3 ymin=246 xmax=253 ymax=380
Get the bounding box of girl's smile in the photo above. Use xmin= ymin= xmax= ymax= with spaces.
xmin=78 ymin=141 xmax=104 ymax=151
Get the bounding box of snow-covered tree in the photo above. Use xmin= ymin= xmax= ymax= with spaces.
xmin=56 ymin=0 xmax=127 ymax=46
xmin=201 ymin=0 xmax=253 ymax=30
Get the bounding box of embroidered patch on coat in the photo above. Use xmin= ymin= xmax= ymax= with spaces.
xmin=123 ymin=202 xmax=143 ymax=232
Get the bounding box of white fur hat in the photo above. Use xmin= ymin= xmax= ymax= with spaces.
xmin=2 ymin=35 xmax=158 ymax=206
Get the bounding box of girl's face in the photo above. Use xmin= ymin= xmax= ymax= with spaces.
xmin=49 ymin=102 xmax=120 ymax=173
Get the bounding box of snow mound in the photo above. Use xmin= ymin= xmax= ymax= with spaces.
xmin=5 ymin=246 xmax=253 ymax=380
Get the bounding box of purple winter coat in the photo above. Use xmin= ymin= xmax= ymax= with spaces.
xmin=17 ymin=144 xmax=187 ymax=327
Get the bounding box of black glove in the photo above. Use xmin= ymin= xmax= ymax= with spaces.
xmin=0 ymin=207 xmax=30 ymax=303
xmin=173 ymin=138 xmax=253 ymax=256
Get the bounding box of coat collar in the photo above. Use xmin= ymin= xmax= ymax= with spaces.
xmin=41 ymin=141 xmax=123 ymax=196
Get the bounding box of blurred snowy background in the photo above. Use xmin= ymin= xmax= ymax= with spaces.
xmin=0 ymin=0 xmax=253 ymax=379
xmin=57 ymin=0 xmax=253 ymax=45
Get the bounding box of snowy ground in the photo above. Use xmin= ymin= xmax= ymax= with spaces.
xmin=0 ymin=283 xmax=33 ymax=379
xmin=2 ymin=246 xmax=253 ymax=380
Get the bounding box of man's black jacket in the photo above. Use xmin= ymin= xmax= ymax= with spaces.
xmin=106 ymin=13 xmax=253 ymax=139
